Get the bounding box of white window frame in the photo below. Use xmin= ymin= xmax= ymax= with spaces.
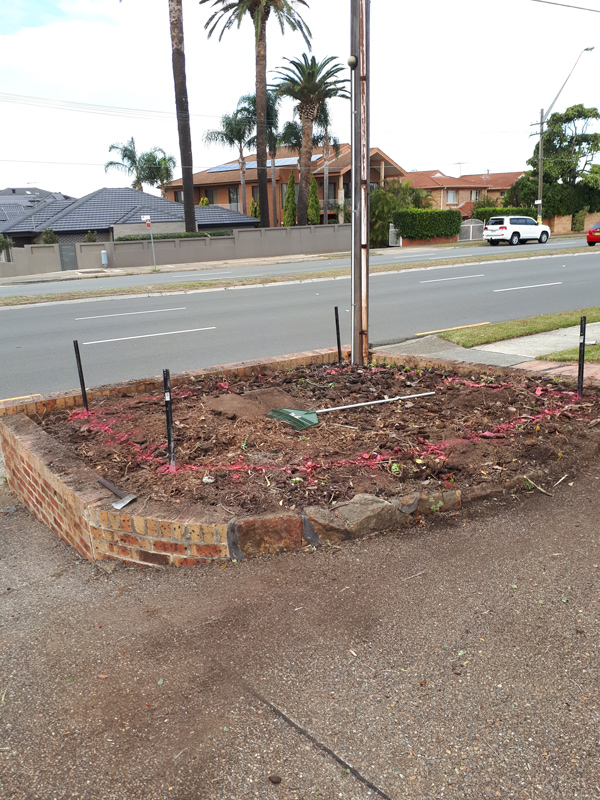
xmin=446 ymin=189 xmax=458 ymax=204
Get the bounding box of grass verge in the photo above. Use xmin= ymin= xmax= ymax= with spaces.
xmin=0 ymin=246 xmax=589 ymax=309
xmin=439 ymin=307 xmax=600 ymax=348
xmin=536 ymin=343 xmax=600 ymax=362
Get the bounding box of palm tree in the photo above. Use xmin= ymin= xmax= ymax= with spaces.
xmin=105 ymin=138 xmax=146 ymax=190
xmin=317 ymin=101 xmax=341 ymax=223
xmin=273 ymin=54 xmax=349 ymax=226
xmin=105 ymin=139 xmax=177 ymax=193
xmin=138 ymin=152 xmax=177 ymax=196
xmin=204 ymin=110 xmax=254 ymax=215
xmin=199 ymin=0 xmax=311 ymax=229
xmin=168 ymin=0 xmax=196 ymax=232
xmin=238 ymin=91 xmax=281 ymax=225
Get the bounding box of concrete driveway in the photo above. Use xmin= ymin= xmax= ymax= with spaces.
xmin=1 ymin=465 xmax=599 ymax=799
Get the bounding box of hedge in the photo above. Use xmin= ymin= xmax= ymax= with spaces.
xmin=475 ymin=207 xmax=538 ymax=225
xmin=115 ymin=230 xmax=233 ymax=242
xmin=391 ymin=209 xmax=462 ymax=240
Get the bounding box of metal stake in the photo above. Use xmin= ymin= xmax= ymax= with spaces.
xmin=73 ymin=340 xmax=88 ymax=413
xmin=163 ymin=368 xmax=176 ymax=472
xmin=578 ymin=315 xmax=586 ymax=399
xmin=334 ymin=306 xmax=342 ymax=363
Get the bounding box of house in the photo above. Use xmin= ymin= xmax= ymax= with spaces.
xmin=0 ymin=187 xmax=257 ymax=246
xmin=400 ymin=170 xmax=491 ymax=218
xmin=0 ymin=188 xmax=74 ymax=227
xmin=461 ymin=172 xmax=525 ymax=207
xmin=164 ymin=145 xmax=407 ymax=226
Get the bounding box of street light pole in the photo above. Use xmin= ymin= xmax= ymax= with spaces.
xmin=536 ymin=46 xmax=594 ymax=223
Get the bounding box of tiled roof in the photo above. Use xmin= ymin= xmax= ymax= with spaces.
xmin=312 ymin=146 xmax=405 ymax=178
xmin=402 ymin=170 xmax=488 ymax=190
xmin=0 ymin=204 xmax=30 ymax=222
xmin=0 ymin=188 xmax=256 ymax=235
xmin=0 ymin=187 xmax=75 ymax=201
xmin=461 ymin=172 xmax=524 ymax=190
xmin=0 ymin=199 xmax=73 ymax=234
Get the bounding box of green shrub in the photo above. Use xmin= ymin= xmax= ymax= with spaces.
xmin=475 ymin=207 xmax=538 ymax=225
xmin=40 ymin=228 xmax=59 ymax=244
xmin=370 ymin=179 xmax=432 ymax=246
xmin=308 ymin=176 xmax=321 ymax=225
xmin=198 ymin=197 xmax=210 ymax=206
xmin=391 ymin=209 xmax=462 ymax=240
xmin=572 ymin=205 xmax=589 ymax=231
xmin=250 ymin=197 xmax=260 ymax=219
xmin=283 ymin=173 xmax=297 ymax=227
xmin=114 ymin=230 xmax=234 ymax=242
xmin=83 ymin=230 xmax=98 ymax=243
xmin=0 ymin=233 xmax=14 ymax=255
xmin=332 ymin=201 xmax=351 ymax=224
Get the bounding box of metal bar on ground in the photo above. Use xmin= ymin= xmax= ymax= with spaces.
xmin=73 ymin=339 xmax=88 ymax=412
xmin=578 ymin=315 xmax=586 ymax=398
xmin=163 ymin=368 xmax=176 ymax=471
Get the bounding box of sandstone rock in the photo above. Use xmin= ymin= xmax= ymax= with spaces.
xmin=228 ymin=514 xmax=302 ymax=560
xmin=304 ymin=493 xmax=409 ymax=542
xmin=390 ymin=491 xmax=420 ymax=515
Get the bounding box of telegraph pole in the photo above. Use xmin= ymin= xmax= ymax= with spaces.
xmin=350 ymin=0 xmax=370 ymax=366
xmin=537 ymin=108 xmax=544 ymax=223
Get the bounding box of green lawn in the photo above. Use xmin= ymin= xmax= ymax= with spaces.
xmin=536 ymin=343 xmax=600 ymax=362
xmin=439 ymin=307 xmax=600 ymax=348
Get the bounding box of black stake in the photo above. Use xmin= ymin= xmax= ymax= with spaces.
xmin=73 ymin=340 xmax=88 ymax=413
xmin=334 ymin=306 xmax=342 ymax=363
xmin=163 ymin=368 xmax=176 ymax=472
xmin=577 ymin=315 xmax=586 ymax=399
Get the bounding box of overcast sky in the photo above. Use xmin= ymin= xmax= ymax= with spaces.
xmin=1 ymin=0 xmax=599 ymax=199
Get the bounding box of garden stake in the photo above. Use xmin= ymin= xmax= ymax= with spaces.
xmin=578 ymin=315 xmax=586 ymax=399
xmin=163 ymin=368 xmax=176 ymax=472
xmin=268 ymin=391 xmax=435 ymax=431
xmin=73 ymin=340 xmax=89 ymax=413
xmin=334 ymin=306 xmax=343 ymax=363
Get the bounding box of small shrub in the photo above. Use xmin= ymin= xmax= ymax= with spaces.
xmin=572 ymin=205 xmax=589 ymax=231
xmin=250 ymin=196 xmax=260 ymax=219
xmin=83 ymin=230 xmax=98 ymax=243
xmin=198 ymin=197 xmax=210 ymax=206
xmin=283 ymin=173 xmax=297 ymax=227
xmin=114 ymin=230 xmax=233 ymax=242
xmin=307 ymin=176 xmax=321 ymax=225
xmin=40 ymin=228 xmax=59 ymax=244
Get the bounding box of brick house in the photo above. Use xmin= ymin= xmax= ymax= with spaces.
xmin=400 ymin=170 xmax=491 ymax=218
xmin=164 ymin=145 xmax=407 ymax=226
xmin=461 ymin=171 xmax=525 ymax=207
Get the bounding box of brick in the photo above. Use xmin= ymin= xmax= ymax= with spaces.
xmin=201 ymin=524 xmax=216 ymax=544
xmin=132 ymin=516 xmax=146 ymax=535
xmin=190 ymin=543 xmax=228 ymax=559
xmin=171 ymin=522 xmax=185 ymax=541
xmin=146 ymin=518 xmax=159 ymax=537
xmin=215 ymin=524 xmax=228 ymax=544
xmin=188 ymin=523 xmax=202 ymax=543
xmin=108 ymin=512 xmax=121 ymax=530
xmin=119 ymin=533 xmax=143 ymax=548
xmin=153 ymin=540 xmax=187 ymax=554
xmin=159 ymin=520 xmax=172 ymax=539
xmin=137 ymin=549 xmax=170 ymax=566
xmin=98 ymin=509 xmax=110 ymax=527
xmin=172 ymin=556 xmax=211 ymax=567
xmin=120 ymin=514 xmax=132 ymax=532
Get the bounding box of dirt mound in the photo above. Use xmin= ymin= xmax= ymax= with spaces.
xmin=39 ymin=363 xmax=600 ymax=521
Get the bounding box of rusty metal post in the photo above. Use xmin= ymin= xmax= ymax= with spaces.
xmin=350 ymin=0 xmax=370 ymax=365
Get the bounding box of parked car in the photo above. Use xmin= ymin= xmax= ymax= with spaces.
xmin=483 ymin=215 xmax=551 ymax=246
xmin=587 ymin=222 xmax=600 ymax=245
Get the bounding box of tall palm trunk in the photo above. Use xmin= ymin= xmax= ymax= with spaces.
xmin=323 ymin=127 xmax=330 ymax=224
xmin=238 ymin=145 xmax=247 ymax=215
xmin=297 ymin=108 xmax=315 ymax=226
xmin=168 ymin=0 xmax=196 ymax=232
xmin=255 ymin=14 xmax=271 ymax=228
xmin=269 ymin=144 xmax=278 ymax=226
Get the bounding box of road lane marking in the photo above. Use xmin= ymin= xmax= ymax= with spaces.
xmin=493 ymin=282 xmax=562 ymax=293
xmin=420 ymin=274 xmax=484 ymax=284
xmin=83 ymin=327 xmax=215 ymax=345
xmin=415 ymin=322 xmax=489 ymax=336
xmin=75 ymin=307 xmax=186 ymax=320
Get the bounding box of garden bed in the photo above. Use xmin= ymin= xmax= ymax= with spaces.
xmin=39 ymin=361 xmax=600 ymax=523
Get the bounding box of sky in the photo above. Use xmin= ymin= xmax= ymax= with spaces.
xmin=1 ymin=0 xmax=599 ymax=199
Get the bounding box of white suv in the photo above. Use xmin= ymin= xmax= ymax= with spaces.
xmin=483 ymin=215 xmax=551 ymax=246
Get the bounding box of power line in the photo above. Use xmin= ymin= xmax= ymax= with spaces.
xmin=530 ymin=0 xmax=600 ymax=11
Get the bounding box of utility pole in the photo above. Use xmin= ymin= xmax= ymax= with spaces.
xmin=350 ymin=0 xmax=370 ymax=366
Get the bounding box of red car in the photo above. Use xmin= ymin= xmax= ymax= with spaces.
xmin=587 ymin=222 xmax=600 ymax=245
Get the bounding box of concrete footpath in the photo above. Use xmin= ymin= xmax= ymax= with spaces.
xmin=377 ymin=321 xmax=600 ymax=385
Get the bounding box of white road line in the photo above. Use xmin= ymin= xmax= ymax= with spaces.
xmin=83 ymin=327 xmax=216 ymax=345
xmin=420 ymin=274 xmax=485 ymax=284
xmin=493 ymin=282 xmax=562 ymax=293
xmin=75 ymin=307 xmax=186 ymax=320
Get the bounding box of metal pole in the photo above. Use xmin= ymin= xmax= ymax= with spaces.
xmin=350 ymin=0 xmax=360 ymax=364
xmin=577 ymin=315 xmax=586 ymax=399
xmin=149 ymin=221 xmax=157 ymax=272
xmin=334 ymin=306 xmax=342 ymax=363
xmin=359 ymin=0 xmax=370 ymax=366
xmin=73 ymin=340 xmax=89 ymax=413
xmin=163 ymin=368 xmax=176 ymax=472
xmin=537 ymin=108 xmax=544 ymax=224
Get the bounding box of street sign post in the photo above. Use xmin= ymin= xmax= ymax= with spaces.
xmin=141 ymin=215 xmax=157 ymax=272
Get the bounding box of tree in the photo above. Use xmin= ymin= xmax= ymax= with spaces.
xmin=316 ymin=101 xmax=340 ymax=223
xmin=40 ymin=229 xmax=59 ymax=244
xmin=528 ymin=104 xmax=600 ymax=186
xmin=307 ymin=175 xmax=320 ymax=224
xmin=471 ymin=195 xmax=498 ymax=216
xmin=283 ymin=172 xmax=297 ymax=226
xmin=104 ymin=137 xmax=148 ymax=190
xmin=503 ymin=175 xmax=539 ymax=208
xmin=204 ymin=110 xmax=254 ymax=215
xmin=273 ymin=54 xmax=349 ymax=226
xmin=200 ymin=0 xmax=311 ymax=229
xmin=138 ymin=151 xmax=177 ymax=196
xmin=105 ymin=138 xmax=176 ymax=193
xmin=250 ymin=196 xmax=260 ymax=218
xmin=237 ymin=91 xmax=281 ymax=225
xmin=370 ymin=180 xmax=431 ymax=247
xmin=168 ymin=0 xmax=196 ymax=232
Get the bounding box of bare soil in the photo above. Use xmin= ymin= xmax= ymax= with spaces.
xmin=40 ymin=363 xmax=600 ymax=520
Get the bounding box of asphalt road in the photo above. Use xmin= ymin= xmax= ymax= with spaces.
xmin=0 ymin=235 xmax=588 ymax=298
xmin=2 ymin=247 xmax=599 ymax=400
